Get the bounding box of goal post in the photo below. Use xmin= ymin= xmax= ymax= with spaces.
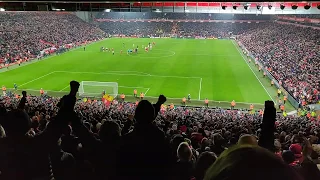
xmin=79 ymin=81 xmax=118 ymax=98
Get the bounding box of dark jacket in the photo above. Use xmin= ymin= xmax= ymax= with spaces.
xmin=116 ymin=123 xmax=173 ymax=180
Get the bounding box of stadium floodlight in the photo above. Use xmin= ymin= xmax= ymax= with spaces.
xmin=280 ymin=4 xmax=285 ymax=10
xmin=104 ymin=9 xmax=111 ymax=12
xmin=292 ymin=5 xmax=298 ymax=10
xmin=79 ymin=81 xmax=118 ymax=98
xmin=304 ymin=4 xmax=311 ymax=10
xmin=233 ymin=5 xmax=237 ymax=10
xmin=0 ymin=8 xmax=5 ymax=12
xmin=222 ymin=5 xmax=226 ymax=10
xmin=268 ymin=4 xmax=272 ymax=10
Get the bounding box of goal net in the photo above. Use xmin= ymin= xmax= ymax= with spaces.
xmin=79 ymin=81 xmax=118 ymax=98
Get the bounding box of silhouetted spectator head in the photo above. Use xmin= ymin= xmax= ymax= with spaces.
xmin=238 ymin=134 xmax=258 ymax=146
xmin=213 ymin=133 xmax=225 ymax=146
xmin=177 ymin=142 xmax=192 ymax=162
xmin=2 ymin=109 xmax=31 ymax=136
xmin=282 ymin=150 xmax=295 ymax=164
xmin=194 ymin=152 xmax=217 ymax=180
xmin=204 ymin=145 xmax=303 ymax=180
xmin=62 ymin=125 xmax=72 ymax=136
xmin=134 ymin=100 xmax=155 ymax=124
xmin=99 ymin=120 xmax=121 ymax=143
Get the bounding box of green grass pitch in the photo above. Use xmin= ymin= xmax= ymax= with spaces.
xmin=1 ymin=38 xmax=288 ymax=110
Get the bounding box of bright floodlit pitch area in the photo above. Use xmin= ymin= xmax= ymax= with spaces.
xmin=1 ymin=38 xmax=292 ymax=110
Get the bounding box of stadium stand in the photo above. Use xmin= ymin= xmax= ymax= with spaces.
xmin=0 ymin=10 xmax=320 ymax=180
xmin=95 ymin=12 xmax=273 ymax=20
xmin=0 ymin=12 xmax=105 ymax=65
xmin=237 ymin=22 xmax=319 ymax=104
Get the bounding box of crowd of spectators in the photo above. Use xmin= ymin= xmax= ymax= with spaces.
xmin=0 ymin=85 xmax=320 ymax=180
xmin=97 ymin=21 xmax=266 ymax=38
xmin=0 ymin=12 xmax=105 ymax=64
xmin=95 ymin=12 xmax=273 ymax=20
xmin=99 ymin=21 xmax=173 ymax=37
xmin=238 ymin=22 xmax=319 ymax=104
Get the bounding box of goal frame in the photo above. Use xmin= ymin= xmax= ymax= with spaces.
xmin=79 ymin=81 xmax=118 ymax=98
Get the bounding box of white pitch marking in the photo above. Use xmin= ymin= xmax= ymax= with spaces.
xmin=198 ymin=78 xmax=202 ymax=100
xmin=59 ymin=85 xmax=69 ymax=92
xmin=19 ymin=71 xmax=56 ymax=87
xmin=144 ymin=88 xmax=150 ymax=95
xmin=232 ymin=40 xmax=275 ymax=102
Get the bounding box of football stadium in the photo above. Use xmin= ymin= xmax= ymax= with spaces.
xmin=0 ymin=1 xmax=320 ymax=180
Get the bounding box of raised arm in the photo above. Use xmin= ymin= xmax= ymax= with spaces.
xmin=258 ymin=101 xmax=276 ymax=151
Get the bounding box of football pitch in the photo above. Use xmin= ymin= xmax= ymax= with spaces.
xmin=0 ymin=38 xmax=293 ymax=110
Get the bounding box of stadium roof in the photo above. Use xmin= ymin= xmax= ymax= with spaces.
xmin=0 ymin=1 xmax=319 ymax=13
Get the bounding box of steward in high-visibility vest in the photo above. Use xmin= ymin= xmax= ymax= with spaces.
xmin=277 ymin=89 xmax=281 ymax=97
xmin=283 ymin=111 xmax=287 ymax=117
xmin=182 ymin=97 xmax=186 ymax=106
xmin=283 ymin=95 xmax=287 ymax=104
xmin=231 ymin=100 xmax=236 ymax=110
xmin=2 ymin=86 xmax=6 ymax=96
xmin=133 ymin=89 xmax=137 ymax=97
xmin=40 ymin=88 xmax=44 ymax=95
xmin=120 ymin=93 xmax=125 ymax=101
xmin=205 ymin=98 xmax=209 ymax=107
xmin=140 ymin=92 xmax=144 ymax=100
xmin=249 ymin=104 xmax=254 ymax=111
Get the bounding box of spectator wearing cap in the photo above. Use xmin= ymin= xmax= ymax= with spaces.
xmin=289 ymin=143 xmax=303 ymax=163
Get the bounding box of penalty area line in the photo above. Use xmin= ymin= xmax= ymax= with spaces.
xmin=19 ymin=71 xmax=56 ymax=87
xmin=59 ymin=85 xmax=69 ymax=92
xmin=145 ymin=88 xmax=150 ymax=96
